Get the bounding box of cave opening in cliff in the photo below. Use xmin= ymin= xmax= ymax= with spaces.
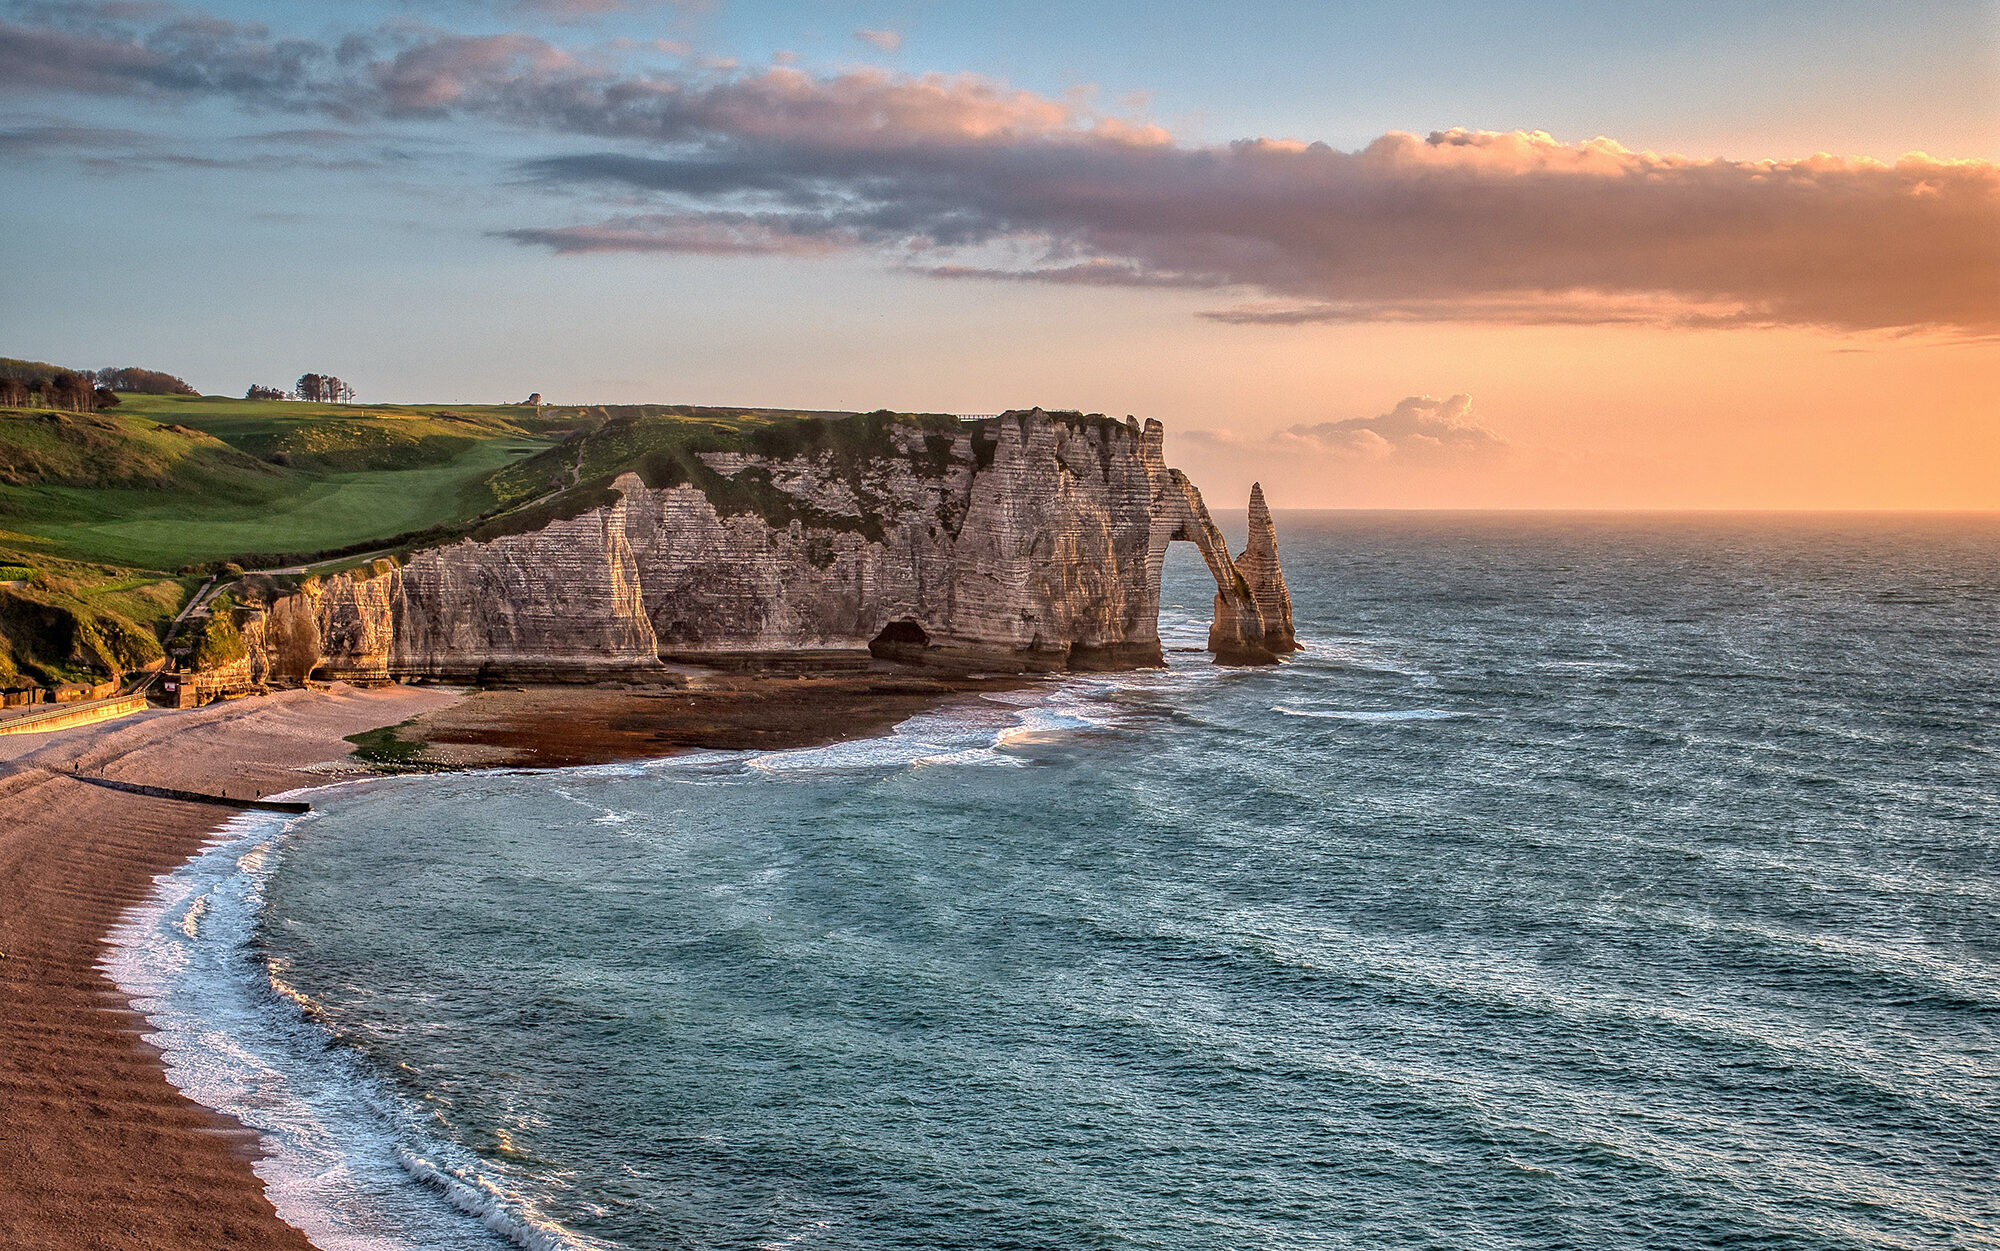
xmin=869 ymin=619 xmax=930 ymax=662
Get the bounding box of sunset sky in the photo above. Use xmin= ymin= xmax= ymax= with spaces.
xmin=2 ymin=0 xmax=1994 ymax=508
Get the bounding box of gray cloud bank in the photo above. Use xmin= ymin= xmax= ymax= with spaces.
xmin=6 ymin=2 xmax=1996 ymax=332
xmin=1287 ymin=395 xmax=1503 ymax=459
xmin=1190 ymin=395 xmax=1506 ymax=462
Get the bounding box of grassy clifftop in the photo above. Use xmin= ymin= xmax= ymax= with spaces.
xmin=1 ymin=398 xmax=1108 ymax=574
xmin=0 ymin=395 xmax=564 ymax=569
xmin=476 ymin=405 xmax=968 ymax=542
xmin=0 ymin=395 xmax=1104 ymax=688
xmin=0 ymin=392 xmax=565 ymax=685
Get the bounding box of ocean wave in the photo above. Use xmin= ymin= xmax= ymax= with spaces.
xmin=396 ymin=1147 xmax=617 ymax=1251
xmin=1298 ymin=639 xmax=1440 ymax=685
xmin=910 ymin=747 xmax=1025 ymax=768
xmin=745 ymin=705 xmax=1020 ymax=775
xmin=992 ymin=705 xmax=1103 ymax=747
xmin=746 ymin=675 xmax=1171 ymax=776
xmin=1271 ymin=705 xmax=1468 ymax=722
xmin=103 ymin=810 xmax=618 ymax=1251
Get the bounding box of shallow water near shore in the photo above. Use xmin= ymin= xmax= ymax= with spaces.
xmin=112 ymin=514 xmax=2000 ymax=1249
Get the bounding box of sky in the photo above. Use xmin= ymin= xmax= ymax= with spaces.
xmin=1 ymin=0 xmax=1995 ymax=509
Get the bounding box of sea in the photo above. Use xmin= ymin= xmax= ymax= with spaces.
xmin=106 ymin=513 xmax=2000 ymax=1251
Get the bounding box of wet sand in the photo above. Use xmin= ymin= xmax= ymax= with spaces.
xmin=371 ymin=670 xmax=1028 ymax=769
xmin=0 ymin=685 xmax=458 ymax=1250
xmin=0 ymin=671 xmax=1020 ymax=1249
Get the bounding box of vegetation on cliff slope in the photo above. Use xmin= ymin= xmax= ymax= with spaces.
xmin=0 ymin=387 xmax=565 ymax=686
xmin=0 ymin=382 xmax=1115 ymax=688
xmin=0 ymin=566 xmax=169 ymax=687
xmin=477 ymin=405 xmax=975 ymax=543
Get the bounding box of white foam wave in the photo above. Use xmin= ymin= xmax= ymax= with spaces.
xmin=397 ymin=1148 xmax=617 ymax=1251
xmin=1301 ymin=639 xmax=1440 ymax=686
xmin=175 ymin=893 xmax=208 ymax=939
xmin=97 ymin=654 xmax=1233 ymax=1251
xmin=713 ymin=637 xmax=1242 ymax=781
xmin=756 ymin=1220 xmax=835 ymax=1250
xmin=993 ymin=706 xmax=1101 ymax=747
xmin=104 ymin=811 xmax=619 ymax=1251
xmin=1271 ymin=705 xmax=1468 ymax=722
xmin=911 ymin=747 xmax=1024 ymax=769
xmin=746 ymin=708 xmax=1013 ymax=774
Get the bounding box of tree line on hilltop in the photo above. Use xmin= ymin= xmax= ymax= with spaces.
xmin=0 ymin=359 xmax=139 ymax=411
xmin=245 ymin=375 xmax=354 ymax=402
xmin=1 ymin=357 xmax=362 ymax=411
xmin=1 ymin=358 xmax=198 ymax=411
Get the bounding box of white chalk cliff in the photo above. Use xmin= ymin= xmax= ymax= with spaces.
xmin=240 ymin=409 xmax=1297 ymax=682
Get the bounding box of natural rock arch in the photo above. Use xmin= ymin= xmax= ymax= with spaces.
xmin=228 ymin=408 xmax=1298 ymax=683
xmin=1136 ymin=420 xmax=1298 ymax=665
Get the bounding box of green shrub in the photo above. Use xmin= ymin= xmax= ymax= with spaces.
xmin=192 ymin=606 xmax=245 ymax=669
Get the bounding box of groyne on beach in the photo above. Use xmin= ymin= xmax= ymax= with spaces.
xmin=62 ymin=771 xmax=313 ymax=814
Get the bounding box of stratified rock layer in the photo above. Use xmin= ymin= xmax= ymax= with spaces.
xmin=238 ymin=409 xmax=1297 ymax=680
xmin=1235 ymin=483 xmax=1298 ymax=657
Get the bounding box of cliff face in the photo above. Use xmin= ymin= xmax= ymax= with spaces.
xmin=236 ymin=409 xmax=1296 ymax=681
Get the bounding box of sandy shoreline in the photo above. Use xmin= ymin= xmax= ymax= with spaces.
xmin=0 ymin=685 xmax=456 ymax=1251
xmin=0 ymin=671 xmax=1022 ymax=1250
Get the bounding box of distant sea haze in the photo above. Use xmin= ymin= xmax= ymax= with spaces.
xmin=112 ymin=514 xmax=2000 ymax=1250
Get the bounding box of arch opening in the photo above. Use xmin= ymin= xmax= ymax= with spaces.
xmin=869 ymin=618 xmax=931 ymax=662
xmin=1152 ymin=477 xmax=1297 ymax=665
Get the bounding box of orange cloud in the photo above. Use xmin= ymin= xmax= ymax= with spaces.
xmin=6 ymin=5 xmax=1993 ymax=332
xmin=522 ymin=124 xmax=1998 ymax=333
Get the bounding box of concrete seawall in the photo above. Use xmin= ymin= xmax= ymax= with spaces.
xmin=0 ymin=695 xmax=148 ymax=737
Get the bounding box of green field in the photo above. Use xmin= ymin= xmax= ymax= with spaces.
xmin=0 ymin=389 xmax=994 ymax=688
xmin=0 ymin=394 xmax=563 ymax=569
xmin=14 ymin=437 xmax=544 ymax=567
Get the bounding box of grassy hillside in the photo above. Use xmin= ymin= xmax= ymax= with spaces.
xmin=0 ymin=393 xmax=1045 ymax=689
xmin=0 ymin=552 xmax=181 ymax=687
xmin=0 ymin=395 xmax=562 ymax=569
xmin=0 ymin=391 xmax=569 ymax=688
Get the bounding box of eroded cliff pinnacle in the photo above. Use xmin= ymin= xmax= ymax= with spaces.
xmin=236 ymin=408 xmax=1297 ymax=682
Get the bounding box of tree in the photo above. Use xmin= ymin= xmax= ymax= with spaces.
xmin=93 ymin=387 xmax=119 ymax=409
xmin=523 ymin=392 xmax=543 ymax=406
xmin=294 ymin=373 xmax=353 ymax=403
xmin=1 ymin=358 xmax=76 ymax=409
xmin=96 ymin=366 xmax=198 ymax=395
xmin=47 ymin=370 xmax=96 ymax=412
xmin=246 ymin=384 xmax=288 ymax=400
xmin=0 ymin=377 xmax=26 ymax=408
